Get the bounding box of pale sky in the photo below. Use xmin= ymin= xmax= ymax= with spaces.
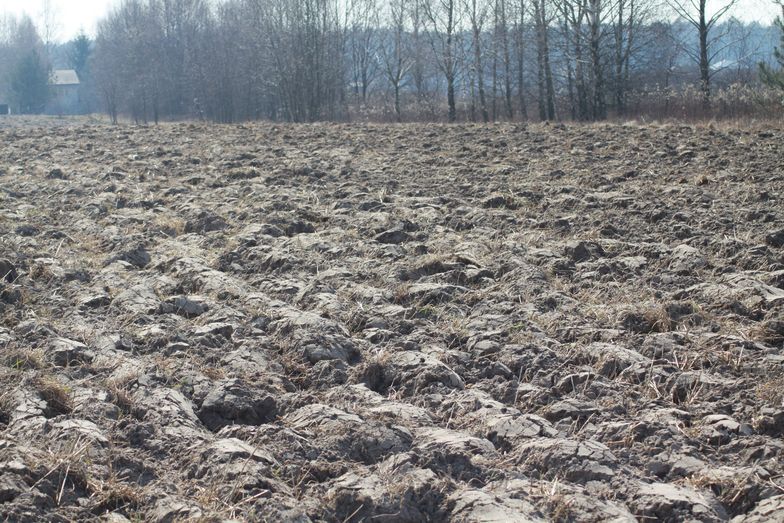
xmin=0 ymin=0 xmax=781 ymax=42
xmin=0 ymin=0 xmax=118 ymax=41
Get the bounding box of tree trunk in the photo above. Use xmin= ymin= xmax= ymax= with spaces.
xmin=614 ymin=1 xmax=625 ymax=114
xmin=395 ymin=82 xmax=403 ymax=123
xmin=589 ymin=0 xmax=606 ymax=120
xmin=539 ymin=0 xmax=555 ymax=120
xmin=446 ymin=0 xmax=457 ymax=122
xmin=501 ymin=0 xmax=514 ymax=119
xmin=473 ymin=26 xmax=489 ymax=122
xmin=516 ymin=0 xmax=528 ymax=119
xmin=698 ymin=0 xmax=710 ymax=109
xmin=535 ymin=0 xmax=546 ymax=120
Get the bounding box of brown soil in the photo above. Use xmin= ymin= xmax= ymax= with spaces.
xmin=1 ymin=119 xmax=783 ymax=522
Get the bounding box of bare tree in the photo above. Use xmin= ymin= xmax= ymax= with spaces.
xmin=421 ymin=0 xmax=461 ymax=121
xmin=533 ymin=0 xmax=556 ymax=120
xmin=380 ymin=0 xmax=413 ymax=121
xmin=610 ymin=0 xmax=655 ymax=114
xmin=555 ymin=0 xmax=587 ymax=119
xmin=512 ymin=0 xmax=529 ymax=119
xmin=586 ymin=0 xmax=607 ymax=119
xmin=83 ymin=0 xmax=781 ymax=124
xmin=38 ymin=0 xmax=61 ymax=52
xmin=463 ymin=0 xmax=490 ymax=121
xmin=348 ymin=0 xmax=380 ymax=101
xmin=667 ymin=0 xmax=739 ymax=107
xmin=496 ymin=0 xmax=515 ymax=118
xmin=257 ymin=0 xmax=348 ymax=121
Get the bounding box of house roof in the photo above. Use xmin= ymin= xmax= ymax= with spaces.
xmin=51 ymin=69 xmax=80 ymax=86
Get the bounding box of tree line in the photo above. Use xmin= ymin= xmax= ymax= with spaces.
xmin=1 ymin=0 xmax=783 ymax=123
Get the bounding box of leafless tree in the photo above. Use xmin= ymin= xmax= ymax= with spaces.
xmin=348 ymin=0 xmax=380 ymax=101
xmin=667 ymin=0 xmax=739 ymax=107
xmin=421 ymin=0 xmax=461 ymax=121
xmin=38 ymin=0 xmax=61 ymax=52
xmin=555 ymin=0 xmax=587 ymax=119
xmin=463 ymin=0 xmax=490 ymax=121
xmin=495 ymin=0 xmax=515 ymax=118
xmin=79 ymin=0 xmax=780 ymax=123
xmin=533 ymin=0 xmax=556 ymax=120
xmin=611 ymin=0 xmax=655 ymax=114
xmin=379 ymin=0 xmax=414 ymax=121
xmin=512 ymin=0 xmax=529 ymax=119
xmin=585 ymin=0 xmax=606 ymax=119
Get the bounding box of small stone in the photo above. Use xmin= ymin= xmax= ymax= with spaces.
xmin=104 ymin=514 xmax=132 ymax=523
xmin=754 ymin=408 xmax=784 ymax=435
xmin=416 ymin=427 xmax=496 ymax=456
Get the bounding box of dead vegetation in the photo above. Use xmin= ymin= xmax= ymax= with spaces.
xmin=0 ymin=120 xmax=782 ymax=521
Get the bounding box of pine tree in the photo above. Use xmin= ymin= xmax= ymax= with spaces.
xmin=10 ymin=49 xmax=50 ymax=114
xmin=760 ymin=7 xmax=784 ymax=90
xmin=68 ymin=32 xmax=91 ymax=80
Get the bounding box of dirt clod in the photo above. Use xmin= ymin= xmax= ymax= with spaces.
xmin=0 ymin=120 xmax=783 ymax=521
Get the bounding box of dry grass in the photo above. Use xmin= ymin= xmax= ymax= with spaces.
xmin=32 ymin=374 xmax=74 ymax=415
xmin=150 ymin=215 xmax=187 ymax=238
xmin=28 ymin=261 xmax=57 ymax=282
xmin=392 ymin=283 xmax=410 ymax=305
xmin=104 ymin=374 xmax=139 ymax=414
xmin=0 ymin=389 xmax=14 ymax=424
xmin=685 ymin=468 xmax=761 ymax=512
xmin=3 ymin=347 xmax=46 ymax=370
xmin=1 ymin=119 xmax=783 ymax=521
xmin=202 ymin=366 xmax=227 ymax=381
xmin=88 ymin=470 xmax=147 ymax=513
xmin=756 ymin=375 xmax=784 ymax=407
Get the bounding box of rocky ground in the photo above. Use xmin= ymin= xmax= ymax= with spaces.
xmin=0 ymin=118 xmax=783 ymax=522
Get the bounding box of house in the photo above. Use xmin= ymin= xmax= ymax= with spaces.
xmin=46 ymin=69 xmax=81 ymax=115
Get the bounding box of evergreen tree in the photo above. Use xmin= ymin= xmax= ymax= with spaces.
xmin=68 ymin=32 xmax=91 ymax=79
xmin=10 ymin=49 xmax=49 ymax=114
xmin=760 ymin=7 xmax=784 ymax=90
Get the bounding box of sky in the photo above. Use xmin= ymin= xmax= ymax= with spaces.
xmin=0 ymin=0 xmax=781 ymax=42
xmin=0 ymin=0 xmax=117 ymax=41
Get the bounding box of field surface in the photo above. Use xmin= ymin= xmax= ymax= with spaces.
xmin=1 ymin=120 xmax=783 ymax=522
